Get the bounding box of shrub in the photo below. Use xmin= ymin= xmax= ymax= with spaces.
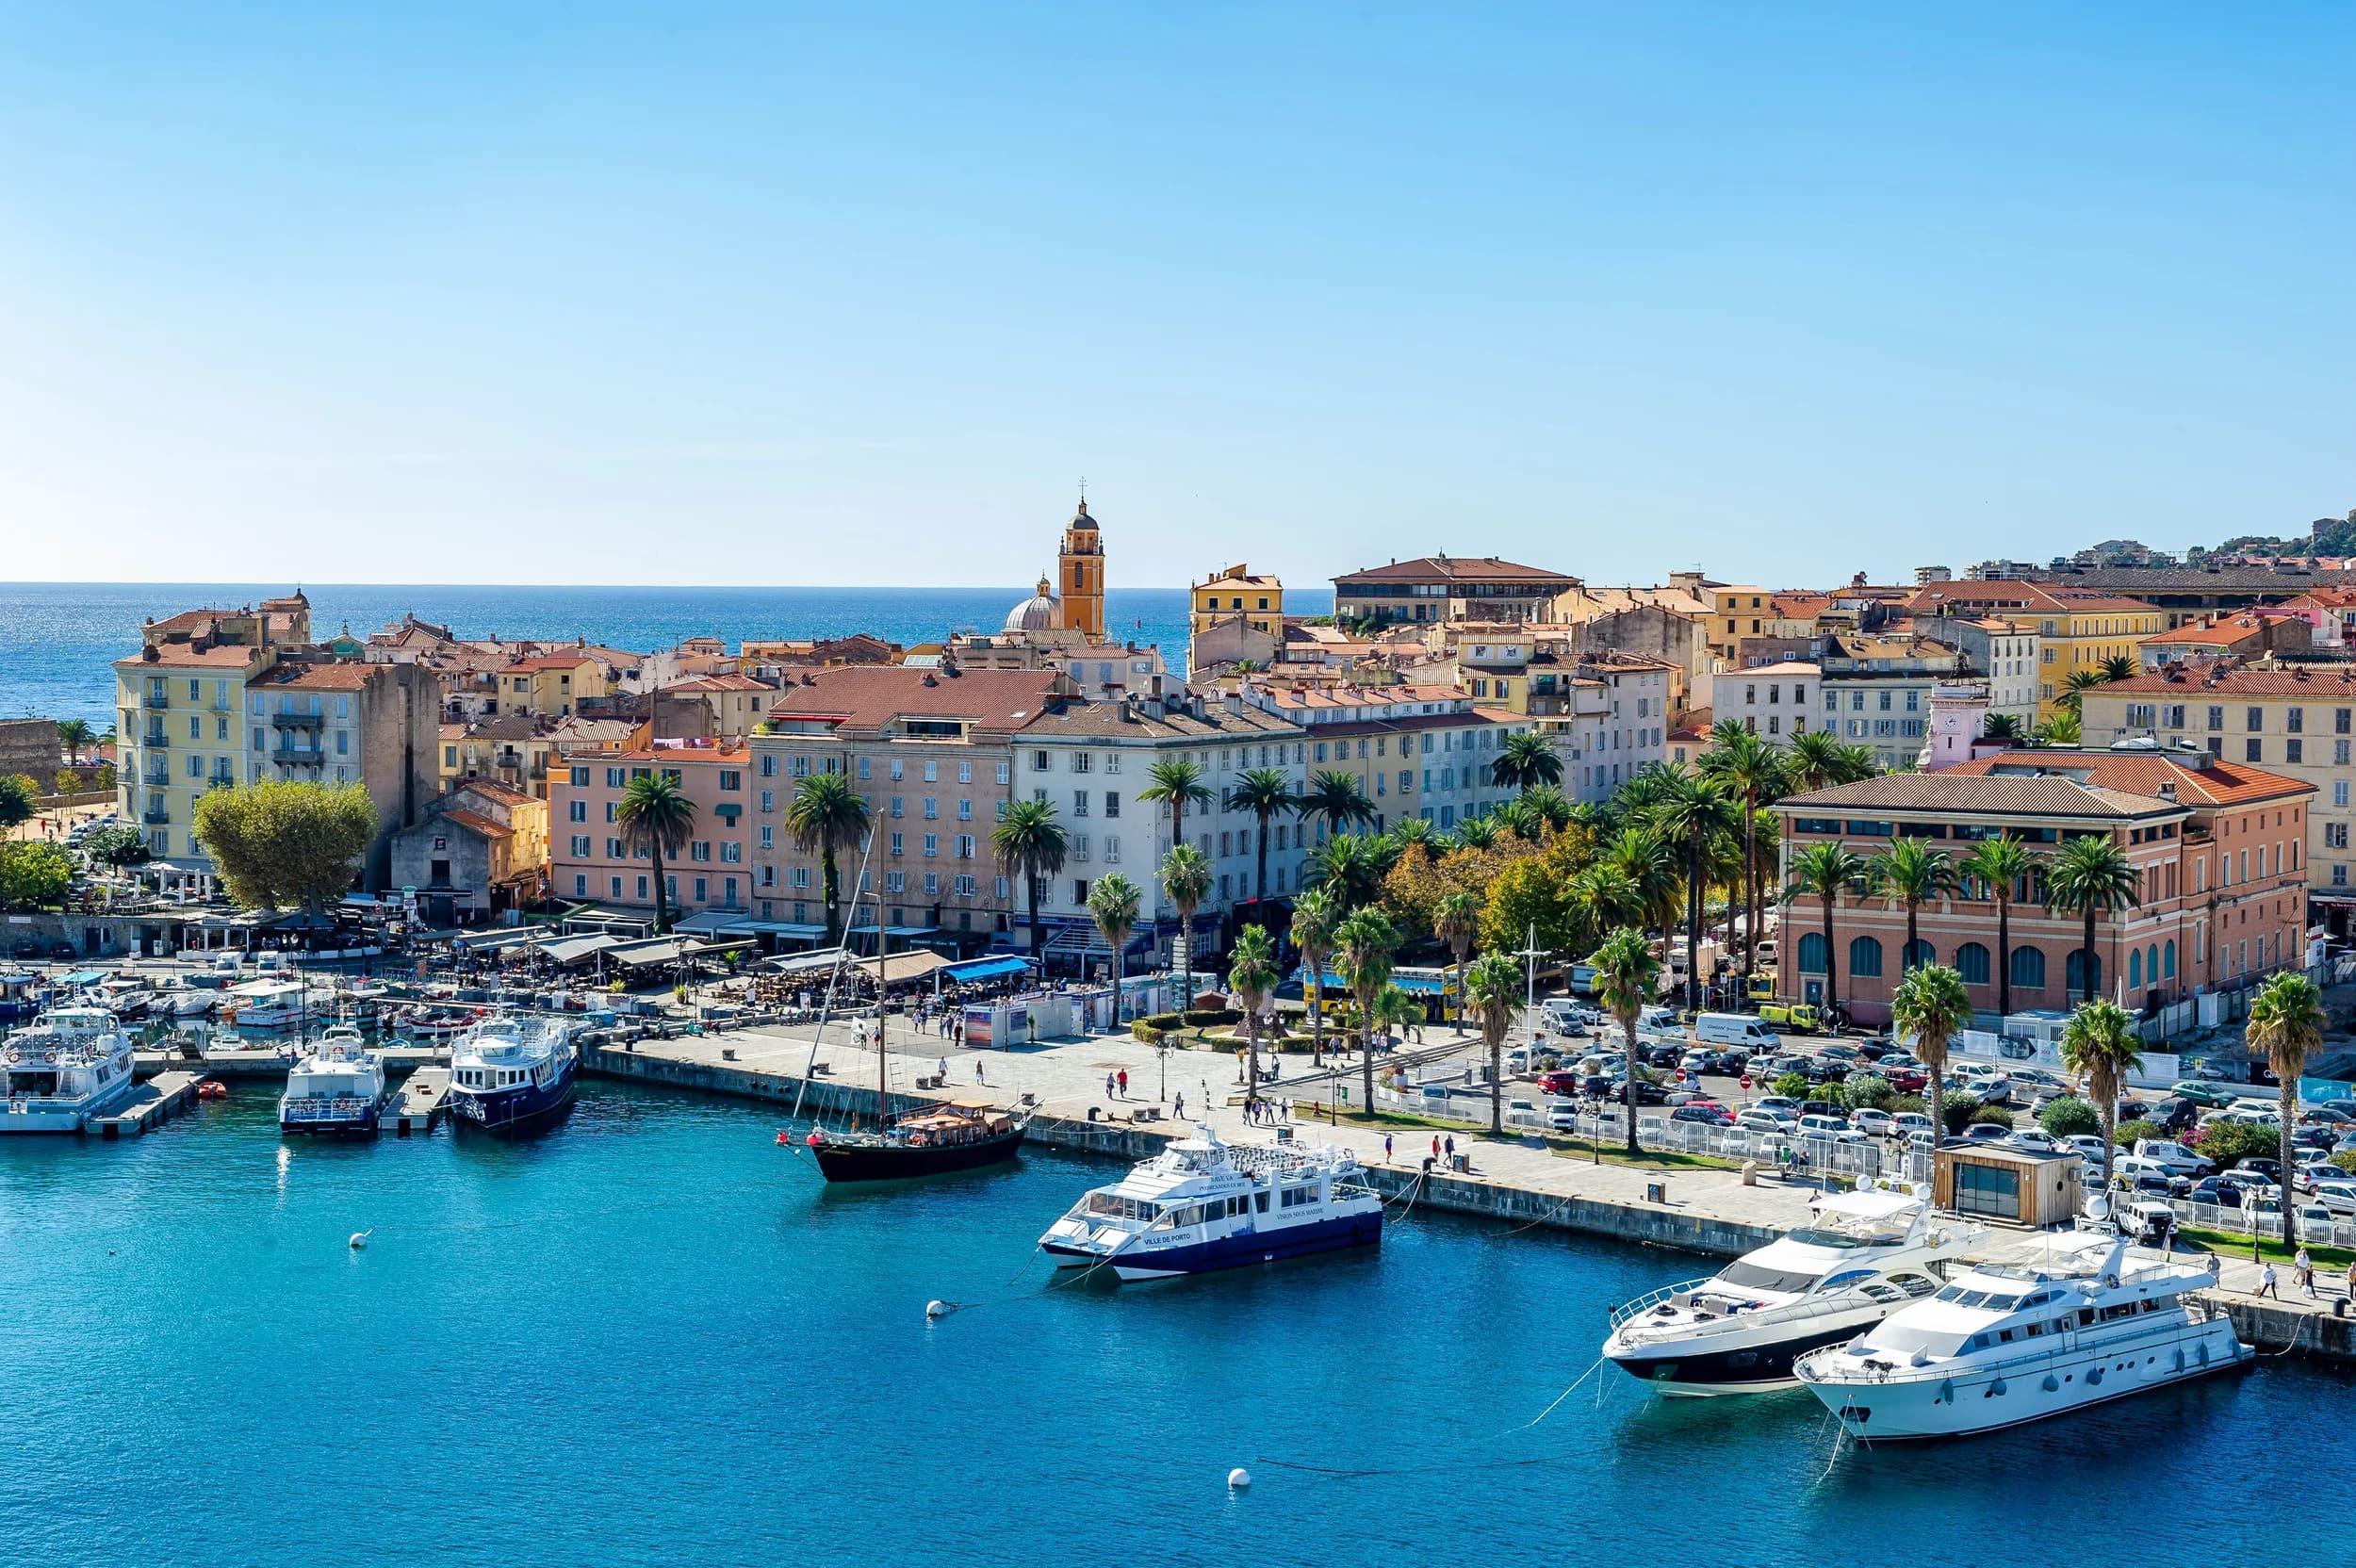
xmin=1772 ymin=1070 xmax=1811 ymax=1100
xmin=1141 ymin=1012 xmax=1184 ymax=1032
xmin=1182 ymin=1007 xmax=1242 ymax=1027
xmin=2331 ymin=1150 xmax=2356 ymax=1176
xmin=1937 ymin=1089 xmax=1983 ymax=1134
xmin=2111 ymin=1118 xmax=2161 ymax=1150
xmin=2189 ymin=1119 xmax=2279 ymax=1170
xmin=1844 ymin=1074 xmax=1895 ymax=1110
xmin=1130 ymin=1020 xmax=1169 ymax=1045
xmin=2037 ymin=1097 xmax=2102 ymax=1139
xmin=1967 ymin=1103 xmax=2015 ymax=1130
xmin=1807 ymin=1081 xmax=1854 ymax=1113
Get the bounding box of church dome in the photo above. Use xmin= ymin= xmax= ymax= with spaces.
xmin=1004 ymin=575 xmax=1061 ymax=633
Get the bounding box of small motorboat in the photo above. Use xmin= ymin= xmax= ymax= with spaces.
xmin=195 ymin=1078 xmax=229 ymax=1101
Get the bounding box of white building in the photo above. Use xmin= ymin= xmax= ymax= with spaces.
xmin=1709 ymin=660 xmax=1818 ymax=743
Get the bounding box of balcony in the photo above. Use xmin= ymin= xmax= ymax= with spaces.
xmin=142 ymin=807 xmax=172 ymax=825
xmin=141 ymin=688 xmax=170 ymax=710
xmin=271 ymin=743 xmax=326 ymax=766
xmin=141 ymin=729 xmax=170 ymax=748
xmin=143 ymin=768 xmax=170 ymax=787
xmin=270 ymin=710 xmax=324 ymax=730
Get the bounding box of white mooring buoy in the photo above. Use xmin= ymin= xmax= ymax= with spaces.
xmin=349 ymin=1231 xmax=371 ymax=1250
xmin=1227 ymin=1467 xmax=1252 ymax=1491
xmin=924 ymin=1298 xmax=950 ymax=1321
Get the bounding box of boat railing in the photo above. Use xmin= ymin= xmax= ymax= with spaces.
xmin=1607 ymin=1278 xmax=1718 ymax=1330
xmin=1799 ymin=1301 xmax=2215 ymax=1386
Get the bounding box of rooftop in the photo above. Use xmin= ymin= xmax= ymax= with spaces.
xmin=1334 ymin=554 xmax=1576 ymax=587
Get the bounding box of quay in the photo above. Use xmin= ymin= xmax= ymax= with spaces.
xmin=132 ymin=1044 xmax=450 ymax=1080
xmin=90 ymin=1070 xmax=200 ymax=1138
xmin=385 ymin=1066 xmax=450 ymax=1136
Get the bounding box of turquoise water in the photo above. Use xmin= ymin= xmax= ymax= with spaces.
xmin=0 ymin=1083 xmax=2348 ymax=1568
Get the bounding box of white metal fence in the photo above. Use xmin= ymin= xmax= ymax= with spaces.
xmin=2169 ymin=1199 xmax=2356 ymax=1250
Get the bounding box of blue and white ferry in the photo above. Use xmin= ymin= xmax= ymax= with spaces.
xmin=0 ymin=1006 xmax=138 ymax=1133
xmin=278 ymin=1024 xmax=388 ymax=1136
xmin=1039 ymin=1127 xmax=1383 ymax=1281
xmin=448 ymin=1015 xmax=579 ymax=1137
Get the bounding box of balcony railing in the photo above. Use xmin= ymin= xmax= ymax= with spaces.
xmin=141 ymin=689 xmax=170 ymax=710
xmin=143 ymin=769 xmax=170 ymax=787
xmin=270 ymin=710 xmax=324 ymax=730
xmin=271 ymin=744 xmax=325 ymax=766
xmin=141 ymin=730 xmax=170 ymax=748
xmin=141 ymin=807 xmax=172 ymax=825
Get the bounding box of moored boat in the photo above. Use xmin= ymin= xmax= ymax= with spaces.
xmin=806 ymin=1100 xmax=1029 ymax=1182
xmin=278 ymin=1024 xmax=388 ymax=1136
xmin=223 ymin=978 xmax=310 ymax=1029
xmin=448 ymin=1015 xmax=578 ymax=1136
xmin=0 ymin=1006 xmax=138 ymax=1133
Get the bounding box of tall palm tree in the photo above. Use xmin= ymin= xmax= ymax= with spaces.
xmin=1433 ymin=889 xmax=1481 ymax=1027
xmin=1138 ymin=758 xmax=1214 ymax=856
xmin=785 ymin=771 xmax=871 ymax=941
xmin=1158 ymin=842 xmax=1213 ymax=1004
xmin=1332 ymin=906 xmax=1399 ymax=1113
xmin=1289 ymin=885 xmax=1342 ymax=1067
xmin=1785 ymin=841 xmax=1869 ymax=1021
xmin=1787 ymin=728 xmax=1850 ymax=792
xmin=991 ymin=797 xmax=1069 ymax=967
xmin=616 ymin=772 xmax=696 ymax=935
xmin=1832 ymin=741 xmax=1880 ymax=781
xmin=1564 ymin=862 xmax=1644 ymax=952
xmin=1489 ymin=731 xmax=1562 ymax=792
xmin=2058 ymin=998 xmax=2144 ymax=1195
xmin=1371 ymin=983 xmax=1423 ymax=1051
xmin=1891 ymin=963 xmax=1972 ymax=1150
xmin=1520 ymin=782 xmax=1575 ymax=835
xmin=1981 ymin=711 xmax=2024 ymax=743
xmin=1873 ymin=836 xmax=1955 ymax=977
xmin=1088 ymin=872 xmax=1142 ymax=1020
xmin=2044 ymin=833 xmax=2141 ymax=1004
xmin=1959 ymin=833 xmax=2040 ymax=1017
xmin=1226 ymin=922 xmax=1281 ymax=1096
xmin=1699 ymin=728 xmax=1789 ymax=988
xmin=1600 ymin=825 xmax=1680 ymax=933
xmin=1388 ymin=814 xmax=1435 ymax=853
xmin=1304 ymin=832 xmax=1384 ymax=911
xmin=1464 ymin=950 xmax=1523 ymax=1134
xmin=1645 ymin=770 xmax=1738 ymax=1011
xmin=55 ymin=718 xmax=94 ymax=766
xmin=1589 ymin=926 xmax=1661 ymax=1154
xmin=1226 ymin=767 xmax=1297 ymax=901
xmin=1297 ymin=769 xmax=1377 ymax=839
xmin=2248 ymin=971 xmax=2326 ymax=1245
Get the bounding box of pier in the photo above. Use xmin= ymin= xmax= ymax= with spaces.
xmin=385 ymin=1067 xmax=450 ymax=1136
xmin=133 ymin=1044 xmax=450 ymax=1080
xmin=90 ymin=1070 xmax=200 ymax=1138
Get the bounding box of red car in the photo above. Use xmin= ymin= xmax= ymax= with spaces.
xmin=1883 ymin=1066 xmax=1928 ymax=1093
xmin=1537 ymin=1070 xmax=1581 ymax=1096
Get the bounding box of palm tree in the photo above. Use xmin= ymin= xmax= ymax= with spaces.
xmin=1088 ymin=873 xmax=1142 ymax=1020
xmin=1304 ymin=832 xmax=1384 ymax=911
xmin=1138 ymin=758 xmax=1214 ymax=855
xmin=55 ymin=718 xmax=94 ymax=766
xmin=1959 ymin=833 xmax=2040 ymax=1017
xmin=2044 ymin=833 xmax=2141 ymax=1004
xmin=2247 ymin=971 xmax=2326 ymax=1244
xmin=1490 ymin=731 xmax=1562 ymax=792
xmin=1332 ymin=906 xmax=1399 ymax=1113
xmin=616 ymin=772 xmax=696 ymax=934
xmin=1600 ymin=825 xmax=1680 ymax=933
xmin=1463 ymin=950 xmax=1523 ymax=1134
xmin=1226 ymin=923 xmax=1281 ymax=1096
xmin=1388 ymin=815 xmax=1435 ymax=853
xmin=1645 ymin=770 xmax=1738 ymax=1011
xmin=1832 ymin=742 xmax=1880 ymax=781
xmin=2100 ymin=653 xmax=2136 ymax=682
xmin=1158 ymin=842 xmax=1212 ymax=1004
xmin=1491 ymin=797 xmax=1546 ymax=843
xmin=2059 ymin=667 xmax=2109 ymax=714
xmin=1297 ymin=769 xmax=1376 ymax=839
xmin=1588 ymin=926 xmax=1661 ymax=1154
xmin=1891 ymin=963 xmax=1972 ymax=1151
xmin=1981 ymin=711 xmax=2024 ymax=743
xmin=1699 ymin=728 xmax=1789 ymax=988
xmin=1371 ymin=983 xmax=1423 ymax=1051
xmin=2058 ymin=998 xmax=2144 ymax=1195
xmin=1520 ymin=783 xmax=1574 ymax=835
xmin=1226 ymin=767 xmax=1296 ymax=901
xmin=1785 ymin=842 xmax=1869 ymax=1021
xmin=2034 ymin=709 xmax=2083 ymax=745
xmin=1433 ymin=890 xmax=1481 ymax=1027
xmin=1289 ymin=885 xmax=1342 ymax=1066
xmin=991 ymin=797 xmax=1069 ymax=968
xmin=785 ymin=771 xmax=871 ymax=941
xmin=1453 ymin=816 xmax=1498 ymax=851
xmin=1564 ymin=862 xmax=1644 ymax=951
xmin=1787 ymin=728 xmax=1850 ymax=792
xmin=1873 ymin=837 xmax=1955 ymax=976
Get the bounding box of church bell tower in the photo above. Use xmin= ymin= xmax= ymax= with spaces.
xmin=1058 ymin=493 xmax=1105 ymax=642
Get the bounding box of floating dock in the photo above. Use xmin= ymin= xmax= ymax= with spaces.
xmin=385 ymin=1067 xmax=450 ymax=1136
xmin=134 ymin=1045 xmax=449 ymax=1080
xmin=90 ymin=1070 xmax=201 ymax=1138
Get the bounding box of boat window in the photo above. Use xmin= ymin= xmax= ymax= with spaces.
xmin=1889 ymin=1274 xmax=1936 ymax=1298
xmin=1255 ymin=1192 xmax=1269 ymax=1213
xmin=2024 ymin=1321 xmax=2044 ymax=1337
xmin=1717 ymin=1261 xmax=1824 ymax=1296
xmin=1951 ymin=1290 xmax=1992 ymax=1309
xmin=1985 ymin=1294 xmax=2022 ymax=1312
xmin=1281 ymin=1185 xmax=1317 ymax=1208
xmin=1859 ymin=1283 xmax=1904 ymax=1304
xmin=1935 ymin=1285 xmax=1966 ymax=1302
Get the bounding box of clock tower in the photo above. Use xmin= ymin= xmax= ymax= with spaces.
xmin=1058 ymin=495 xmax=1105 ymax=642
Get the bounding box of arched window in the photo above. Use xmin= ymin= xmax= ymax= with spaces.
xmin=2128 ymin=949 xmax=2142 ymax=989
xmin=2163 ymin=939 xmax=2177 ymax=979
xmin=1955 ymin=942 xmax=1991 ymax=986
xmin=2066 ymin=949 xmax=2103 ymax=996
xmin=1848 ymin=936 xmax=1884 ymax=978
xmin=2147 ymin=945 xmax=2161 ymax=988
xmin=1798 ymin=931 xmax=1828 ymax=974
xmin=1903 ymin=939 xmax=1936 ymax=972
xmin=2010 ymin=947 xmax=2046 ymax=989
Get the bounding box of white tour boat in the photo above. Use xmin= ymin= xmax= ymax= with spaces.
xmin=223 ymin=978 xmax=310 ymax=1029
xmin=1602 ymin=1183 xmax=1975 ymax=1395
xmin=278 ymin=1024 xmax=388 ymax=1136
xmin=0 ymin=1006 xmax=139 ymax=1133
xmin=1794 ymin=1226 xmax=2253 ymax=1440
xmin=1039 ymin=1126 xmax=1383 ymax=1281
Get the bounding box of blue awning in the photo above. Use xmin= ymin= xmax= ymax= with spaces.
xmin=942 ymin=956 xmax=1032 ymax=983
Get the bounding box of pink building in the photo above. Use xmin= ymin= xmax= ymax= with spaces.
xmin=548 ymin=740 xmax=752 ymax=921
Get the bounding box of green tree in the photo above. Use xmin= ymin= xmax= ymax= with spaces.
xmin=1872 ymin=836 xmax=1955 ymax=975
xmin=1371 ymin=982 xmax=1423 ymax=1049
xmin=1297 ymin=769 xmax=1377 ymax=840
xmin=55 ymin=718 xmax=94 ymax=765
xmin=2044 ymin=833 xmax=2141 ymax=1004
xmin=1788 ymin=728 xmax=1873 ymax=792
xmin=1464 ymin=949 xmax=1523 ymax=1134
xmin=2100 ymin=654 xmax=2136 ymax=682
xmin=1589 ymin=926 xmax=1661 ymax=1154
xmin=0 ymin=841 xmax=72 ymax=909
xmin=1645 ymin=770 xmax=1738 ymax=1011
xmin=1698 ymin=727 xmax=1789 ymax=990
xmin=786 ymin=771 xmax=871 ymax=941
xmin=991 ymin=797 xmax=1069 ymax=969
xmin=1784 ymin=841 xmax=1869 ymax=1020
xmin=1521 ymin=783 xmax=1575 ymax=835
xmin=2034 ymin=709 xmax=2083 ymax=745
xmin=614 ymin=771 xmax=696 ymax=934
xmin=1490 ymin=730 xmax=1564 ymax=792
xmin=81 ymin=823 xmax=151 ymax=869
xmin=191 ymin=779 xmax=375 ymax=915
xmin=1226 ymin=767 xmax=1297 ymax=901
xmin=1158 ymin=842 xmax=1213 ymax=1004
xmin=1959 ymin=832 xmax=2040 ymax=1018
xmin=1138 ymin=758 xmax=1214 ymax=849
xmin=1479 ymin=854 xmax=1572 ymax=957
xmin=2057 ymin=998 xmax=2143 ymax=1193
xmin=1305 ymin=832 xmax=1386 ymax=911
xmin=0 ymin=775 xmax=37 ymax=833
xmin=1981 ymin=711 xmax=2024 ymax=743
xmin=1563 ymin=863 xmax=1644 ymax=954
xmin=1890 ymin=964 xmax=1973 ymax=1170
xmin=2037 ymin=1096 xmax=2102 ymax=1140
xmin=1289 ymin=885 xmax=1343 ymax=1067
xmin=1332 ymin=906 xmax=1400 ymax=1113
xmin=2247 ymin=971 xmax=2326 ymax=1245
xmin=1599 ymin=825 xmax=1680 ymax=931
xmin=1088 ymin=872 xmax=1143 ymax=1019
xmin=1226 ymin=922 xmax=1281 ymax=1093
xmin=1434 ymin=889 xmax=1481 ymax=1027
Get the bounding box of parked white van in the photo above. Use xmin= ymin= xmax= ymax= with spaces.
xmin=1693 ymin=1012 xmax=1779 ymax=1051
xmin=2132 ymin=1138 xmax=2212 ymax=1177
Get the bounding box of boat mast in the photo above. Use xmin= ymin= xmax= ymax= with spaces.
xmin=875 ymin=883 xmax=889 ymax=1129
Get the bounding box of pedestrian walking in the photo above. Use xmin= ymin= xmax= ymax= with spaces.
xmin=2259 ymin=1263 xmax=2280 ymax=1299
xmin=937 ymin=1056 xmax=948 ymax=1082
xmin=1430 ymin=1135 xmax=1441 ymax=1164
xmin=1173 ymin=1090 xmax=1185 ymax=1119
xmin=1118 ymin=1068 xmax=1128 ymax=1099
xmin=1444 ymin=1134 xmax=1455 ymax=1166
xmin=2297 ymin=1247 xmax=2315 ymax=1297
xmin=1383 ymin=1133 xmax=1394 ymax=1164
xmin=1105 ymin=1072 xmax=1118 ymax=1101
xmin=973 ymin=1057 xmax=986 ymax=1085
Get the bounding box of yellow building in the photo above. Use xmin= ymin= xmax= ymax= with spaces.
xmin=1705 ymin=584 xmax=1773 ymax=666
xmin=498 ymin=653 xmax=605 ymax=718
xmin=1190 ymin=564 xmax=1285 ymax=636
xmin=1908 ymin=580 xmax=2163 ymax=719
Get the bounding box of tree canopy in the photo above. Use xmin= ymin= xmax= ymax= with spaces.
xmin=191 ymin=779 xmax=376 ymax=913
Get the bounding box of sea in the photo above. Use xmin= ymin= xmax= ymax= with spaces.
xmin=0 ymin=581 xmax=1335 ymax=729
xmin=0 ymin=1082 xmax=2347 ymax=1568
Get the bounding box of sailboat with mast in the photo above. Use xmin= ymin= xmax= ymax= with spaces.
xmin=799 ymin=871 xmax=1029 ymax=1183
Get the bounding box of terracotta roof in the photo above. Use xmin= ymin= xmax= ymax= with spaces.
xmin=253 ymin=663 xmax=373 ymax=691
xmin=1018 ymin=700 xmax=1301 ymax=743
xmin=435 ymin=808 xmax=513 ymax=840
xmin=1334 ymin=555 xmax=1575 ymax=586
xmin=504 ymin=654 xmax=601 ymax=673
xmin=663 ymin=674 xmax=774 ymax=693
xmin=1908 ymin=580 xmax=2161 ymax=617
xmin=454 ymin=777 xmax=537 ymax=808
xmin=1945 ymin=748 xmax=2309 ymax=808
xmin=1781 ymin=773 xmax=2181 ymax=821
xmin=2141 ymin=614 xmax=2282 ymax=645
xmin=761 ymin=666 xmax=1066 ymax=735
xmin=115 ymin=643 xmax=270 ymax=670
xmin=2099 ymin=664 xmax=2356 ymax=699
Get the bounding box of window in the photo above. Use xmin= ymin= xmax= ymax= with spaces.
xmin=760 ymin=754 xmax=778 ymax=777
xmin=1955 ymin=942 xmax=1990 ymax=986
xmin=2066 ymin=950 xmax=2102 ymax=996
xmin=719 ymin=770 xmax=741 ymax=791
xmin=1954 ymin=1162 xmax=2021 ymax=1220
xmin=2288 ymin=708 xmax=2305 ymax=734
xmin=2328 ymin=823 xmax=2348 ymax=850
xmin=955 ymin=834 xmax=975 ymax=858
xmin=1033 ymin=750 xmax=1051 ymax=771
xmin=1797 ymin=932 xmax=1827 ymax=974
xmin=1901 ymin=938 xmax=1935 ymax=972
xmin=2248 ymin=707 xmax=2265 ymax=732
xmin=1847 ymin=936 xmax=1882 ymax=978
xmin=924 ymin=834 xmax=939 ymax=858
xmin=2247 ymin=739 xmax=2263 ymax=763
xmin=1104 ymin=791 xmax=1120 ymax=818
xmin=1073 ymin=791 xmax=1088 ymax=817
xmin=858 ymin=757 xmax=872 ymax=779
xmin=2207 ymin=706 xmax=2223 ymax=731
xmin=568 ymin=800 xmax=587 ymax=823
xmin=923 ymin=796 xmax=938 ymax=819
xmin=2010 ymin=947 xmax=2045 ymax=989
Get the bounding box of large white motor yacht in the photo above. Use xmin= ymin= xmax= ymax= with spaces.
xmin=1603 ymin=1182 xmax=1973 ymax=1394
xmin=278 ymin=1024 xmax=388 ymax=1136
xmin=1794 ymin=1226 xmax=2252 ymax=1439
xmin=0 ymin=1006 xmax=139 ymax=1133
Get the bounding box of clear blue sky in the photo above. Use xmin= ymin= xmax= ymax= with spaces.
xmin=3 ymin=3 xmax=2349 ymax=589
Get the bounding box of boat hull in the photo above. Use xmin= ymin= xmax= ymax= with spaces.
xmin=0 ymin=1082 xmax=137 ymax=1135
xmin=810 ymin=1126 xmax=1026 ymax=1183
xmin=1046 ymin=1210 xmax=1383 ymax=1281
xmin=1603 ymin=1316 xmax=1875 ymax=1396
xmin=280 ymin=1106 xmax=383 ymax=1137
xmin=450 ymin=1059 xmax=578 ymax=1138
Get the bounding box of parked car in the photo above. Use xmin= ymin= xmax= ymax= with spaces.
xmin=1850 ymin=1107 xmax=1897 ymax=1136
xmin=1604 ymin=1079 xmax=1670 ymax=1106
xmin=1671 ymin=1103 xmax=1735 ymax=1128
xmin=2132 ymin=1138 xmax=2213 ymax=1178
xmin=2144 ymin=1098 xmax=2201 ymax=1135
xmin=1958 ymin=1124 xmax=2010 ymax=1144
xmin=1882 ymin=1065 xmax=1928 ymax=1094
xmin=1703 ymin=1049 xmax=1751 ymax=1075
xmin=1798 ymin=1113 xmax=1865 ymax=1145
xmin=2114 ymin=1157 xmax=2194 ymax=1197
xmin=2310 ymin=1179 xmax=2356 ymax=1217
xmin=2061 ymin=1135 xmax=2108 ymax=1161
xmin=1757 ymin=999 xmax=1820 ymax=1032
xmin=1737 ymin=1108 xmax=1795 ymax=1135
xmin=1892 ymin=1111 xmax=1934 ymax=1140
xmin=1537 ymin=1070 xmax=1582 ymax=1096
xmin=1546 ymin=1102 xmax=1584 ymax=1133
xmin=2004 ymin=1130 xmax=2062 ymax=1153
xmin=2170 ymin=1081 xmax=2235 ymax=1107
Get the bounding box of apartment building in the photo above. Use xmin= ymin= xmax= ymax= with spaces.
xmin=1332 ymin=555 xmax=1575 ymax=627
xmin=548 ymin=741 xmax=755 ymax=923
xmin=1817 ymin=634 xmax=1971 ymax=773
xmin=1522 ymin=657 xmax=1673 ymax=802
xmin=1239 ymin=682 xmax=1530 ymax=834
xmin=1775 ymin=743 xmax=2311 ymax=1025
xmin=1189 ymin=564 xmax=1284 ymax=637
xmin=1915 ymin=615 xmax=2039 ymax=730
xmin=1908 ymin=580 xmax=2163 ymax=718
xmin=1710 ymin=661 xmax=1818 ymax=742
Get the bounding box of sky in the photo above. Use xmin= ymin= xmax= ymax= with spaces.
xmin=2 ymin=3 xmax=2351 ymax=590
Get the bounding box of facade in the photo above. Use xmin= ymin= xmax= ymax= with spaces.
xmin=548 ymin=742 xmax=756 ymax=922
xmin=498 ymin=653 xmax=606 ymax=718
xmin=1816 ymin=635 xmax=1971 ymax=774
xmin=2135 ymin=612 xmax=2311 ymax=669
xmin=1774 ymin=745 xmax=2311 ymax=1025
xmin=0 ymin=718 xmax=61 ymax=785
xmin=1521 ymin=658 xmax=1674 ymax=802
xmin=1238 ymin=682 xmax=1531 ymax=834
xmin=1993 ymin=565 xmax=2353 ymax=628
xmin=1710 ymin=661 xmax=1818 ymax=742
xmin=1189 ymin=564 xmax=1284 ymax=637
xmin=1916 ymin=615 xmax=2039 ymax=728
xmin=388 ymin=777 xmax=549 ymax=923
xmin=242 ymin=662 xmax=440 ymax=889
xmin=653 ymin=673 xmax=777 ymax=741
xmin=1908 ymin=580 xmax=2165 ymax=717
xmin=1333 ymin=555 xmax=1576 ymax=627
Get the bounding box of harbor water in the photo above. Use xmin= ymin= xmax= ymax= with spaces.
xmin=1 ymin=1082 xmax=2348 ymax=1567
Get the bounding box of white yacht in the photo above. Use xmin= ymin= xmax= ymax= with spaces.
xmin=1603 ymin=1183 xmax=1973 ymax=1394
xmin=223 ymin=978 xmax=310 ymax=1029
xmin=1039 ymin=1127 xmax=1383 ymax=1281
xmin=1794 ymin=1227 xmax=2252 ymax=1440
xmin=278 ymin=1024 xmax=387 ymax=1137
xmin=155 ymin=976 xmax=219 ymax=1018
xmin=0 ymin=1006 xmax=139 ymax=1133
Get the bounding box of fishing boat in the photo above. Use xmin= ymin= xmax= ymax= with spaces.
xmin=1038 ymin=1127 xmax=1382 ymax=1280
xmin=0 ymin=1006 xmax=138 ymax=1133
xmin=393 ymin=1004 xmax=478 ymax=1040
xmin=278 ymin=1024 xmax=388 ymax=1136
xmin=0 ymin=971 xmax=44 ymax=1022
xmin=448 ymin=1015 xmax=579 ymax=1136
xmin=222 ymin=978 xmax=310 ymax=1029
xmin=89 ymin=975 xmax=151 ymax=1020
